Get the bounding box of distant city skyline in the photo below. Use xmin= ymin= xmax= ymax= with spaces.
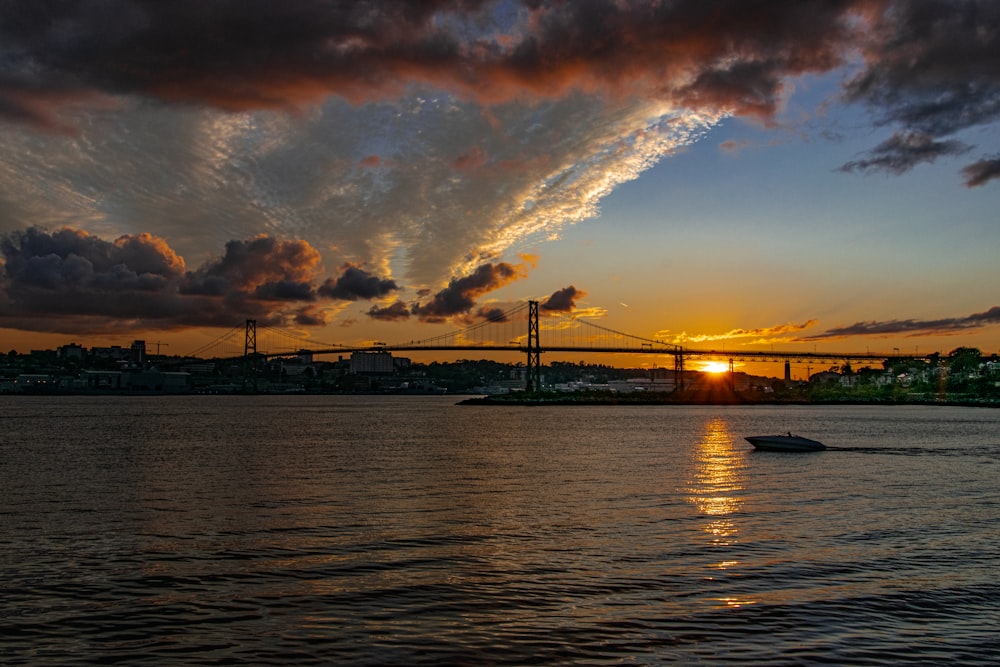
xmin=1 ymin=1 xmax=998 ymax=370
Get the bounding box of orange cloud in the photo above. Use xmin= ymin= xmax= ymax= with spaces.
xmin=667 ymin=320 xmax=819 ymax=345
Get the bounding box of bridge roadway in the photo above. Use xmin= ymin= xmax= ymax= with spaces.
xmin=260 ymin=344 xmax=924 ymax=365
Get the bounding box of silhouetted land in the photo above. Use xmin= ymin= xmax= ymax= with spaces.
xmin=459 ymin=387 xmax=1000 ymax=407
xmin=5 ymin=345 xmax=999 ymax=404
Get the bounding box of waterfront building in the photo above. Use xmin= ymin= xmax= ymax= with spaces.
xmin=350 ymin=351 xmax=394 ymax=375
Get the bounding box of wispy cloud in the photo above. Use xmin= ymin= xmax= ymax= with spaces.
xmin=961 ymin=155 xmax=1000 ymax=187
xmin=839 ymin=131 xmax=970 ymax=176
xmin=663 ymin=320 xmax=819 ymax=346
xmin=656 ymin=307 xmax=1000 ymax=347
xmin=802 ymin=307 xmax=1000 ymax=340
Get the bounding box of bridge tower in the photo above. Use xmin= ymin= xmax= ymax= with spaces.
xmin=525 ymin=300 xmax=541 ymax=392
xmin=244 ymin=319 xmax=257 ymax=357
xmin=674 ymin=350 xmax=684 ymax=391
xmin=244 ymin=319 xmax=258 ymax=392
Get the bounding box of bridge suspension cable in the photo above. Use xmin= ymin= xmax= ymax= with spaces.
xmin=182 ymin=325 xmax=244 ymax=358
xmin=258 ymin=324 xmax=358 ymax=354
xmin=181 ymin=300 xmax=914 ymax=371
xmin=390 ymin=301 xmax=532 ymax=349
xmin=541 ymin=314 xmax=680 ymax=352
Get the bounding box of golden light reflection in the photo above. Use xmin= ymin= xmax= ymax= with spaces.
xmin=720 ymin=596 xmax=756 ymax=608
xmin=687 ymin=418 xmax=757 ymax=606
xmin=687 ymin=417 xmax=745 ymax=524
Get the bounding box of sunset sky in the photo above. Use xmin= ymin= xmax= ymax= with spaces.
xmin=1 ymin=0 xmax=998 ymax=370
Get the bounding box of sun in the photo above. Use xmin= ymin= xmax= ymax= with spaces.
xmin=701 ymin=361 xmax=730 ymax=374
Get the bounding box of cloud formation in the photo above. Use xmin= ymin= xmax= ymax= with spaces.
xmin=803 ymin=306 xmax=1000 ymax=340
xmin=961 ymin=155 xmax=1000 ymax=187
xmin=362 ymin=259 xmax=533 ymax=323
xmin=318 ymin=264 xmax=398 ymax=301
xmin=412 ymin=260 xmax=528 ymax=322
xmin=0 ymin=1 xmax=997 ymax=339
xmin=0 ymin=1 xmax=872 ymax=124
xmin=843 ymin=0 xmax=1000 ymax=180
xmin=0 ymin=228 xmax=394 ymax=333
xmin=665 ymin=320 xmax=819 ymax=346
xmin=839 ymin=131 xmax=970 ymax=176
xmin=6 ymin=0 xmax=996 ymax=173
xmin=181 ymin=236 xmax=322 ymax=300
xmin=367 ymin=301 xmax=411 ymax=322
xmin=541 ymin=285 xmax=585 ymax=313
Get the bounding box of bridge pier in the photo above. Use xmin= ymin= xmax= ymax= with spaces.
xmin=674 ymin=351 xmax=684 ymax=391
xmin=525 ymin=301 xmax=541 ymax=392
xmin=244 ymin=319 xmax=258 ymax=392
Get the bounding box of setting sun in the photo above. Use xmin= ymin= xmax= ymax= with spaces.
xmin=701 ymin=361 xmax=731 ymax=374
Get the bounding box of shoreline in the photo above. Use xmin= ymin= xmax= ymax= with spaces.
xmin=457 ymin=391 xmax=1000 ymax=408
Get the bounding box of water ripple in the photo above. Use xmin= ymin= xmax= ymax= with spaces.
xmin=2 ymin=397 xmax=998 ymax=665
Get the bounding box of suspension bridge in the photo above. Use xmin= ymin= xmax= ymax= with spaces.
xmin=182 ymin=301 xmax=922 ymax=391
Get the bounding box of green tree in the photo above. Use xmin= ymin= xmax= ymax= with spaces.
xmin=948 ymin=347 xmax=982 ymax=374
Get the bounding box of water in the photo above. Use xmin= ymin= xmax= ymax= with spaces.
xmin=2 ymin=396 xmax=998 ymax=665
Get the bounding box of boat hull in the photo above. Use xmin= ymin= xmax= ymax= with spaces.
xmin=745 ymin=435 xmax=826 ymax=452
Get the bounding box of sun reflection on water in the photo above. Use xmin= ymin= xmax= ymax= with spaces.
xmin=688 ymin=418 xmax=745 ymax=525
xmin=687 ymin=417 xmax=757 ymax=607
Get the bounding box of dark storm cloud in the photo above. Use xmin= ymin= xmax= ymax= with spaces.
xmin=844 ymin=0 xmax=1000 ymax=135
xmin=448 ymin=304 xmax=513 ymax=328
xmin=0 ymin=227 xmax=184 ymax=291
xmin=253 ymin=280 xmax=317 ymax=302
xmin=541 ymin=285 xmax=585 ymax=312
xmin=318 ymin=264 xmax=398 ymax=301
xmin=411 ymin=261 xmax=525 ymax=322
xmin=0 ymin=227 xmax=194 ymax=330
xmin=839 ymin=131 xmax=971 ymax=176
xmin=3 ymin=0 xmax=997 ymax=183
xmin=476 ymin=306 xmax=508 ymax=323
xmin=368 ymin=300 xmax=411 ymax=321
xmin=0 ymin=227 xmax=350 ymax=333
xmin=0 ymin=0 xmax=870 ymax=118
xmin=0 ymin=0 xmax=485 ymax=115
xmin=803 ymin=306 xmax=1000 ymax=340
xmin=961 ymin=155 xmax=1000 ymax=187
xmin=293 ymin=305 xmax=329 ymax=327
xmin=843 ymin=0 xmax=1000 ymax=179
xmin=180 ymin=235 xmax=322 ymax=297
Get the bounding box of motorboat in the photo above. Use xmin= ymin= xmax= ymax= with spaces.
xmin=745 ymin=433 xmax=826 ymax=452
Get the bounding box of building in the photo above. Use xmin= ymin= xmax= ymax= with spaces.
xmin=58 ymin=343 xmax=86 ymax=362
xmin=91 ymin=345 xmax=129 ymax=362
xmin=130 ymin=340 xmax=146 ymax=367
xmin=350 ymin=351 xmax=394 ymax=375
xmin=122 ymin=369 xmax=190 ymax=392
xmin=80 ymin=370 xmax=123 ymax=390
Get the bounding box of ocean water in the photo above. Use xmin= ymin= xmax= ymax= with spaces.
xmin=2 ymin=395 xmax=998 ymax=665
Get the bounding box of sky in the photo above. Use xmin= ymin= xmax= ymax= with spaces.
xmin=0 ymin=0 xmax=998 ymax=372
